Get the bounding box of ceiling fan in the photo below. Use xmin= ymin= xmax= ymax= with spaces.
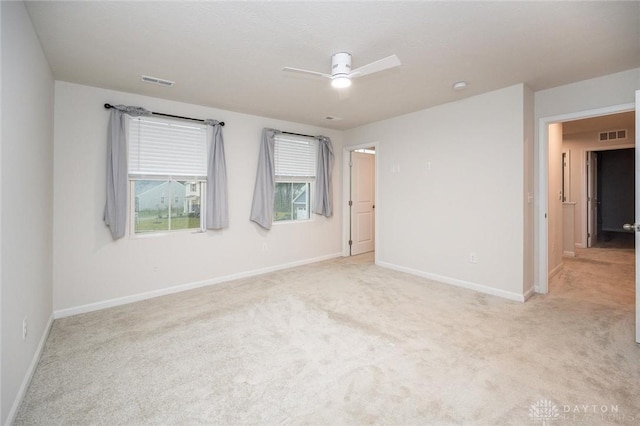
xmin=283 ymin=52 xmax=401 ymax=89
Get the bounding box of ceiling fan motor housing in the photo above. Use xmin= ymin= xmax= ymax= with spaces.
xmin=331 ymin=52 xmax=352 ymax=77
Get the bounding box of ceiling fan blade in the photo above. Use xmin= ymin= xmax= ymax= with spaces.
xmin=282 ymin=67 xmax=331 ymax=79
xmin=349 ymin=54 xmax=401 ymax=78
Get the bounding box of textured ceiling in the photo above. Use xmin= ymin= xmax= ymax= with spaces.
xmin=25 ymin=1 xmax=640 ymax=130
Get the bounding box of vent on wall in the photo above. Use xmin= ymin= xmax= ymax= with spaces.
xmin=141 ymin=75 xmax=175 ymax=87
xmin=599 ymin=129 xmax=627 ymax=141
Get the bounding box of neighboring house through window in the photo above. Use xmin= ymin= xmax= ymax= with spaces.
xmin=273 ymin=134 xmax=317 ymax=222
xmin=128 ymin=116 xmax=207 ymax=234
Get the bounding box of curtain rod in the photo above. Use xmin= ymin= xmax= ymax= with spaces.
xmin=104 ymin=103 xmax=224 ymax=126
xmin=281 ymin=131 xmax=315 ymax=138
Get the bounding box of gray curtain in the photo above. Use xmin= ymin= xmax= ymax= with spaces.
xmin=204 ymin=120 xmax=228 ymax=229
xmin=103 ymin=105 xmax=150 ymax=240
xmin=250 ymin=128 xmax=279 ymax=229
xmin=313 ymin=136 xmax=334 ymax=217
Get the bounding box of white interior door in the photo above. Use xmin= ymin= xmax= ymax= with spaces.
xmin=587 ymin=151 xmax=599 ymax=247
xmin=350 ymin=151 xmax=375 ymax=255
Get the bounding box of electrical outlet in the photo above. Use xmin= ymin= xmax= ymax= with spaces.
xmin=22 ymin=317 xmax=28 ymax=340
xmin=469 ymin=253 xmax=478 ymax=264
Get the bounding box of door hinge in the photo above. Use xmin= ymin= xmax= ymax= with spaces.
xmin=348 ymin=240 xmax=353 ymax=246
xmin=349 ymin=161 xmax=353 ymax=167
xmin=348 ymin=200 xmax=353 ymax=206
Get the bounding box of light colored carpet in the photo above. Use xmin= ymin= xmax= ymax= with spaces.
xmin=15 ymin=249 xmax=640 ymax=425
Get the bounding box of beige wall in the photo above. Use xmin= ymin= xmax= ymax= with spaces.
xmin=548 ymin=123 xmax=564 ymax=276
xmin=1 ymin=2 xmax=55 ymax=423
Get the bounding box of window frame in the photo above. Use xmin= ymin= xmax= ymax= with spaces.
xmin=272 ymin=134 xmax=317 ymax=224
xmin=126 ymin=115 xmax=209 ymax=236
xmin=129 ymin=178 xmax=207 ymax=236
xmin=273 ymin=180 xmax=313 ymax=223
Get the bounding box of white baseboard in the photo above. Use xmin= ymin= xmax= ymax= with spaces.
xmin=376 ymin=261 xmax=527 ymax=302
xmin=5 ymin=314 xmax=54 ymax=426
xmin=54 ymin=252 xmax=343 ymax=319
xmin=563 ymin=250 xmax=576 ymax=257
xmin=549 ymin=262 xmax=563 ymax=279
xmin=523 ymin=286 xmax=536 ymax=301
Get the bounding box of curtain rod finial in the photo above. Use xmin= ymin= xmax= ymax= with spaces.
xmin=104 ymin=103 xmax=112 ymax=109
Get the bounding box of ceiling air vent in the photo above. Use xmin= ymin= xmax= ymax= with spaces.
xmin=599 ymin=129 xmax=627 ymax=142
xmin=141 ymin=75 xmax=175 ymax=87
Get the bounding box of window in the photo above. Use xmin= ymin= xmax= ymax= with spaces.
xmin=273 ymin=135 xmax=317 ymax=222
xmin=275 ymin=182 xmax=310 ymax=221
xmin=128 ymin=116 xmax=207 ymax=234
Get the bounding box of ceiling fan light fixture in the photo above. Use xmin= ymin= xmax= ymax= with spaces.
xmin=331 ymin=76 xmax=352 ymax=89
xmin=283 ymin=52 xmax=400 ymax=89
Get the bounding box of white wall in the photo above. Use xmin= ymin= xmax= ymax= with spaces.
xmin=535 ymin=69 xmax=640 ymax=119
xmin=1 ymin=2 xmax=54 ymax=424
xmin=534 ymin=68 xmax=640 ymax=290
xmin=523 ymin=85 xmax=535 ymax=296
xmin=53 ymin=82 xmax=343 ymax=313
xmin=345 ymin=84 xmax=529 ymax=301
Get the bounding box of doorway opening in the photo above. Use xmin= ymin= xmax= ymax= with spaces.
xmin=535 ymin=103 xmax=636 ymax=294
xmin=546 ymin=110 xmax=636 ymax=287
xmin=342 ymin=143 xmax=378 ymax=258
xmin=543 ymin=105 xmax=639 ymax=344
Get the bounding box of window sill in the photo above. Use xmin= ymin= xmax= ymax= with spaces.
xmin=129 ymin=228 xmax=205 ymax=239
xmin=272 ymin=218 xmax=314 ymax=226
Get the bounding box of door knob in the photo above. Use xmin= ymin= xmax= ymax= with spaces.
xmin=622 ymin=223 xmax=640 ymax=232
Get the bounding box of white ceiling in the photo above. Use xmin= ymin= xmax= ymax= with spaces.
xmin=25 ymin=1 xmax=640 ymax=130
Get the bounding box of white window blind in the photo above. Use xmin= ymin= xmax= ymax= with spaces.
xmin=274 ymin=135 xmax=317 ymax=178
xmin=128 ymin=117 xmax=207 ymax=177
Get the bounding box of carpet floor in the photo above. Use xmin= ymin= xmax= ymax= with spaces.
xmin=15 ymin=249 xmax=640 ymax=425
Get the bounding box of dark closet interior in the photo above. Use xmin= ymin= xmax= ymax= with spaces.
xmin=597 ymin=148 xmax=635 ymax=245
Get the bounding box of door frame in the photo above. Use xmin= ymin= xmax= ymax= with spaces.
xmin=536 ymin=103 xmax=635 ymax=294
xmin=349 ymin=150 xmax=376 ymax=256
xmin=586 ymin=150 xmax=599 ymax=248
xmin=342 ymin=142 xmax=379 ymax=261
